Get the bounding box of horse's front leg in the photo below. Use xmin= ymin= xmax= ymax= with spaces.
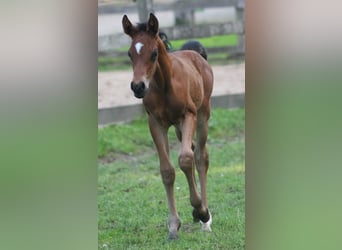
xmin=178 ymin=113 xmax=208 ymax=223
xmin=194 ymin=111 xmax=212 ymax=231
xmin=148 ymin=116 xmax=181 ymax=240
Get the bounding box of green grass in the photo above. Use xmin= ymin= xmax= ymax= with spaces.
xmin=98 ymin=108 xmax=245 ymax=249
xmin=98 ymin=117 xmax=154 ymax=158
xmin=98 ymin=56 xmax=132 ymax=71
xmin=170 ymin=34 xmax=238 ymax=50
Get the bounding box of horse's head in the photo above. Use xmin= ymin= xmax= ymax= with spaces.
xmin=122 ymin=13 xmax=160 ymax=99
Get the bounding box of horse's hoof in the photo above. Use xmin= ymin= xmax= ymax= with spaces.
xmin=193 ymin=208 xmax=210 ymax=223
xmin=168 ymin=231 xmax=179 ymax=240
xmin=168 ymin=219 xmax=181 ymax=240
xmin=200 ymin=210 xmax=212 ymax=232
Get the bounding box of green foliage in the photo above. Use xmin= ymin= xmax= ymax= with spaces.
xmin=98 ymin=108 xmax=245 ymax=249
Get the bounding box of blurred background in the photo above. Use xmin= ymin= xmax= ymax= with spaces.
xmin=98 ymin=0 xmax=245 ymax=124
xmin=98 ymin=0 xmax=244 ymax=69
xmin=1 ymin=1 xmax=342 ymax=249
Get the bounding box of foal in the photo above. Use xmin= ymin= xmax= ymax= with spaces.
xmin=122 ymin=13 xmax=213 ymax=239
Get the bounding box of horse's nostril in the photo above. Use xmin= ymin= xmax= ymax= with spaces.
xmin=131 ymin=81 xmax=145 ymax=92
xmin=139 ymin=81 xmax=145 ymax=90
xmin=131 ymin=81 xmax=146 ymax=98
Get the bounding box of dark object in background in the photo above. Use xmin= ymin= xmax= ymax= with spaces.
xmin=158 ymin=32 xmax=207 ymax=60
xmin=180 ymin=40 xmax=208 ymax=60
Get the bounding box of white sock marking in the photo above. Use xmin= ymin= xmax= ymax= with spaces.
xmin=200 ymin=210 xmax=212 ymax=232
xmin=135 ymin=42 xmax=144 ymax=55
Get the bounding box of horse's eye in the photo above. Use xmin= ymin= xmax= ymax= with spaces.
xmin=128 ymin=51 xmax=132 ymax=60
xmin=151 ymin=50 xmax=158 ymax=62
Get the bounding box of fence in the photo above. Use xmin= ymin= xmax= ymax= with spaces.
xmin=98 ymin=0 xmax=245 ymax=56
xmin=99 ymin=20 xmax=244 ymax=54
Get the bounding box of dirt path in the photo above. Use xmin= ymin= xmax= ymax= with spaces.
xmin=98 ymin=63 xmax=245 ymax=108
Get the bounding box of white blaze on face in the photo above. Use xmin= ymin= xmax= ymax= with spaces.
xmin=134 ymin=42 xmax=144 ymax=55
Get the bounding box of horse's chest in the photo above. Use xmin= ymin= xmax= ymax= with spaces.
xmin=144 ymin=97 xmax=185 ymax=126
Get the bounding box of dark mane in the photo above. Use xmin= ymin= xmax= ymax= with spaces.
xmin=136 ymin=22 xmax=172 ymax=52
xmin=158 ymin=31 xmax=172 ymax=52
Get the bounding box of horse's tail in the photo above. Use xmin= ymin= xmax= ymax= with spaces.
xmin=180 ymin=40 xmax=208 ymax=61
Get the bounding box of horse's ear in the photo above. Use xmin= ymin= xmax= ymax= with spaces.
xmin=122 ymin=14 xmax=135 ymax=37
xmin=147 ymin=13 xmax=159 ymax=36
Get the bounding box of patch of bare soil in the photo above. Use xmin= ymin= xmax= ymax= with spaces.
xmin=98 ymin=63 xmax=245 ymax=109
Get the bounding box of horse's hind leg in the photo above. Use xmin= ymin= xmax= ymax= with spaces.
xmin=148 ymin=116 xmax=181 ymax=240
xmin=193 ymin=110 xmax=212 ymax=231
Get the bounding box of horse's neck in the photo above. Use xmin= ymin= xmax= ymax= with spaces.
xmin=153 ymin=45 xmax=172 ymax=90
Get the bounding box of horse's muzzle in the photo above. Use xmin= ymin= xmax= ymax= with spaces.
xmin=131 ymin=81 xmax=146 ymax=98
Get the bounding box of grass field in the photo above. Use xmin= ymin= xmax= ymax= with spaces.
xmin=98 ymin=108 xmax=245 ymax=249
xmin=98 ymin=34 xmax=240 ymax=71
